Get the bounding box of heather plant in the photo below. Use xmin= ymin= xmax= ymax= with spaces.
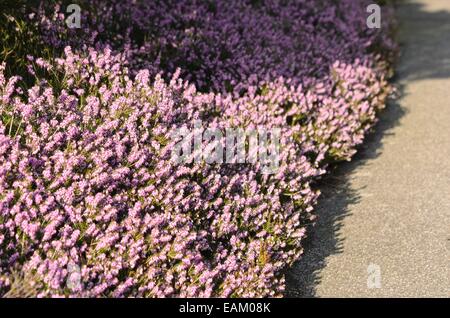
xmin=0 ymin=0 xmax=397 ymax=297
xmin=0 ymin=50 xmax=323 ymax=297
xmin=28 ymin=0 xmax=397 ymax=90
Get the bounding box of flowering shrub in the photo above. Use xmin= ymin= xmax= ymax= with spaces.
xmin=0 ymin=0 xmax=396 ymax=297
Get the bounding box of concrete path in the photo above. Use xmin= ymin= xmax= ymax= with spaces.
xmin=287 ymin=0 xmax=450 ymax=297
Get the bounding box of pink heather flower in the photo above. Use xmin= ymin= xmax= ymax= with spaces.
xmin=0 ymin=0 xmax=395 ymax=298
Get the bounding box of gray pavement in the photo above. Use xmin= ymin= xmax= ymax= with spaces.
xmin=286 ymin=0 xmax=450 ymax=297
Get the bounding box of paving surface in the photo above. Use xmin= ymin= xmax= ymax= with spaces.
xmin=286 ymin=0 xmax=450 ymax=297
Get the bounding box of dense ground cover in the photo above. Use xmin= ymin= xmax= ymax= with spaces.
xmin=0 ymin=0 xmax=396 ymax=297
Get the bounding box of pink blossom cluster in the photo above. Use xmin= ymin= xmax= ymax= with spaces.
xmin=0 ymin=0 xmax=395 ymax=297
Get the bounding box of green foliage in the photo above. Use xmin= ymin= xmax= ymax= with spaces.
xmin=0 ymin=1 xmax=52 ymax=87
